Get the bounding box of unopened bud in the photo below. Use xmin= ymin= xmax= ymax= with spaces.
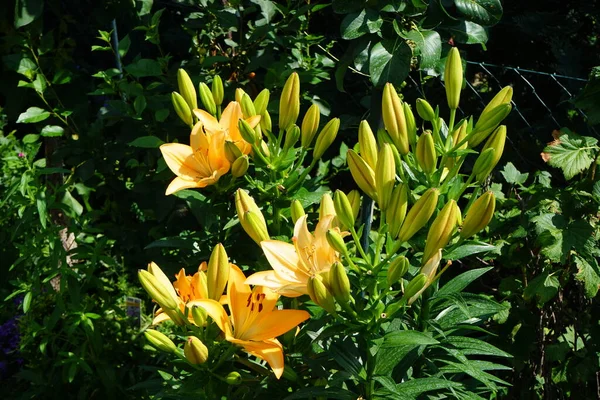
xmin=254 ymin=89 xmax=270 ymax=116
xmin=403 ymin=273 xmax=428 ymax=301
xmin=481 ymin=125 xmax=506 ymax=171
xmin=473 ymin=148 xmax=496 ymax=182
xmin=283 ymin=124 xmax=300 ymax=151
xmin=144 ymin=329 xmax=177 ymax=353
xmin=347 ymin=190 xmax=361 ymax=222
xmin=211 ymin=75 xmax=224 ymax=106
xmin=469 ymin=104 xmax=511 ymax=147
xmin=238 ymin=119 xmax=258 ymax=144
xmin=444 ymin=47 xmax=463 ymax=110
xmin=480 ymin=86 xmax=513 ymax=120
xmin=172 ymin=91 xmax=193 ymax=127
xmin=387 ymin=183 xmax=409 ymax=239
xmin=235 ymin=88 xmax=246 ymax=104
xmin=333 ymin=190 xmax=355 ymax=229
xmin=240 ymin=93 xmax=257 ymax=118
xmin=261 ymin=110 xmax=272 ymax=133
xmin=416 ymin=131 xmax=437 ymax=174
xmin=319 ymin=193 xmax=336 ymax=220
xmin=290 ymin=200 xmax=305 ymax=224
xmin=279 ymin=72 xmax=300 ymax=131
xmin=326 ymin=230 xmax=348 ymax=256
xmin=307 ymin=276 xmax=336 ymax=314
xmin=382 ymin=83 xmax=409 ymax=155
xmin=416 ymin=98 xmax=435 ymax=122
xmin=231 ymin=155 xmax=249 ymax=178
xmin=347 ymin=150 xmax=377 ymax=200
xmin=224 ymin=140 xmax=243 ymax=163
xmin=358 ymin=120 xmax=378 ymax=170
xmin=387 ymin=256 xmax=409 ymax=286
xmin=313 ymin=118 xmax=340 ymax=160
xmin=403 ymin=103 xmax=417 ymax=147
xmin=184 ymin=336 xmax=209 ymax=364
xmin=375 ymin=144 xmax=396 ymax=212
xmin=397 ymin=188 xmax=439 ymax=243
xmin=207 ymin=244 xmax=230 ymax=301
xmin=198 ymin=82 xmax=216 ymax=116
xmin=422 ymin=200 xmax=460 ymax=263
xmin=329 ymin=262 xmax=351 ymax=304
xmin=461 ymin=191 xmax=495 ymax=239
xmin=301 ymin=104 xmax=321 ymax=148
xmin=225 ymin=371 xmax=242 ymax=385
xmin=191 ymin=306 xmax=207 ymax=326
xmin=177 ymin=69 xmax=197 ymax=111
xmin=138 ymin=269 xmax=178 ymax=311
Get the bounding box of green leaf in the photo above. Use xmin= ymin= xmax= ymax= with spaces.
xmin=283 ymin=387 xmax=357 ymax=400
xmin=379 ymin=377 xmax=464 ymax=397
xmin=145 ymin=237 xmax=198 ymax=250
xmin=368 ymin=39 xmax=411 ymax=88
xmin=118 ymin=34 xmax=131 ymax=58
xmin=574 ymin=76 xmax=600 ymax=125
xmin=134 ymin=95 xmax=147 ymax=115
xmin=501 ymin=162 xmax=529 ymax=185
xmin=332 ymin=0 xmax=364 ymax=14
xmin=340 ymin=9 xmax=382 ymax=40
xmin=135 ymin=0 xmax=153 ymax=16
xmin=40 ymin=125 xmax=64 ymax=137
xmin=23 ymin=291 xmax=32 ymax=313
xmin=61 ymin=191 xmax=83 ymax=216
xmin=454 ymin=0 xmax=503 ymax=26
xmin=14 ymin=0 xmax=44 ymax=28
xmin=445 ymin=243 xmax=498 ymax=260
xmin=523 ymin=271 xmax=560 ymax=305
xmin=541 ymin=128 xmax=598 ymax=180
xmin=17 ymin=107 xmax=51 ymax=123
xmin=574 ymin=255 xmax=600 ymax=298
xmin=124 ymin=59 xmax=162 ymax=78
xmin=36 ymin=191 xmax=47 ymax=229
xmin=441 ymin=336 xmax=512 ymax=358
xmin=155 ymin=109 xmax=169 ymax=122
xmin=443 ymin=21 xmax=488 ymax=45
xmin=437 ymin=267 xmax=493 ymax=297
xmin=400 ymin=29 xmax=441 ymax=70
xmin=381 ymin=331 xmax=439 ymax=347
xmin=23 ymin=134 xmax=40 ymax=143
xmin=128 ymin=136 xmax=164 ymax=148
xmin=2 ymin=54 xmax=37 ymax=79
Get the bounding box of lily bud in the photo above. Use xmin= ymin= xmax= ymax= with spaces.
xmin=403 ymin=273 xmax=428 ymax=302
xmin=375 ymin=144 xmax=396 ymax=212
xmin=444 ymin=47 xmax=463 ymax=110
xmin=333 ymin=190 xmax=355 ymax=229
xmin=422 ymin=200 xmax=460 ymax=263
xmin=301 ymin=104 xmax=321 ymax=148
xmin=207 ymin=244 xmax=230 ymax=301
xmin=397 ymin=188 xmax=439 ymax=243
xmin=481 ymin=125 xmax=506 ymax=171
xmin=387 ymin=183 xmax=409 ymax=239
xmin=387 ymin=256 xmax=409 ymax=287
xmin=469 ymin=104 xmax=511 ymax=147
xmin=376 ymin=128 xmax=403 ymax=174
xmin=329 ymin=262 xmax=351 ymax=305
xmin=307 ymin=276 xmax=336 ymax=314
xmin=238 ymin=119 xmax=258 ymax=144
xmin=347 ymin=150 xmax=377 ymax=200
xmin=260 ymin=140 xmax=271 ymax=158
xmin=144 ymin=329 xmax=178 ymax=353
xmin=279 ymin=72 xmax=300 ymax=131
xmin=409 ymin=249 xmax=442 ymax=304
xmin=260 ymin=110 xmax=272 ymax=133
xmin=283 ymin=124 xmax=300 ymax=151
xmin=231 ymin=155 xmax=249 ymax=178
xmin=347 ymin=190 xmax=361 ymax=222
xmin=446 ymin=120 xmax=468 ymax=169
xmin=480 ymin=86 xmax=513 ymax=120
xmin=254 ymin=89 xmax=270 ymax=116
xmin=224 ymin=140 xmax=243 ymax=163
xmin=473 ymin=148 xmax=496 ymax=182
xmin=235 ymin=189 xmax=269 ymax=245
xmin=382 ymin=83 xmax=409 ymax=155
xmin=326 ymin=230 xmax=348 ymax=257
xmin=461 ymin=191 xmax=495 ymax=239
xmin=225 ymin=371 xmax=242 ymax=385
xmin=313 ymin=118 xmax=340 ymax=160
xmin=416 ymin=131 xmax=437 ymax=174
xmin=211 ymin=75 xmax=224 ymax=106
xmin=138 ymin=269 xmax=178 ymax=311
xmin=191 ymin=306 xmax=207 ymax=326
xmin=198 ymin=82 xmax=216 ymax=116
xmin=177 ymin=69 xmax=197 ymax=111
xmin=172 ymin=91 xmax=193 ymax=127
xmin=403 ymin=103 xmax=417 ymax=147
xmin=358 ymin=120 xmax=378 ymax=170
xmin=235 ymin=88 xmax=246 ymax=104
xmin=416 ymin=98 xmax=435 ymax=122
xmin=240 ymin=93 xmax=257 ymax=118
xmin=290 ymin=199 xmax=305 ymax=224
xmin=184 ymin=336 xmax=209 ymax=365
xmin=319 ymin=193 xmax=336 ymax=220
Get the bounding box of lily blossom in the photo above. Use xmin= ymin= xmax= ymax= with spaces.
xmin=193 ymin=101 xmax=261 ymax=155
xmin=195 ymin=265 xmax=309 ymax=379
xmin=160 ymin=122 xmax=230 ymax=195
xmin=245 ymin=215 xmax=341 ymax=297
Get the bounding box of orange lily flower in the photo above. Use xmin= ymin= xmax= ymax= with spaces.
xmin=195 ymin=265 xmax=309 ymax=379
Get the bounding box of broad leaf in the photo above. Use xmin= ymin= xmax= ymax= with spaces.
xmin=501 ymin=162 xmax=529 ymax=185
xmin=368 ymin=39 xmax=411 ymax=87
xmin=124 ymin=59 xmax=162 ymax=77
xmin=442 ymin=21 xmax=488 ymax=45
xmin=40 ymin=125 xmax=65 ymax=137
xmin=574 ymin=76 xmax=600 ymax=125
xmin=381 ymin=331 xmax=439 ymax=347
xmin=128 ymin=136 xmax=164 ymax=148
xmin=436 ymin=267 xmax=493 ymax=297
xmin=541 ymin=128 xmax=598 ymax=180
xmin=574 ymin=255 xmax=600 ymax=298
xmin=340 ymin=9 xmax=382 ymax=40
xmin=523 ymin=271 xmax=560 ymax=305
xmin=445 ymin=243 xmax=498 ymax=260
xmin=454 ymin=0 xmax=503 ymax=26
xmin=441 ymin=336 xmax=512 ymax=358
xmin=400 ymin=29 xmax=441 ymax=69
xmin=14 ymin=0 xmax=44 ymax=28
xmin=17 ymin=107 xmax=51 ymax=123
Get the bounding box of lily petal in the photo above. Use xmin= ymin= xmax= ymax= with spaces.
xmin=160 ymin=143 xmax=211 ymax=180
xmin=192 ymin=299 xmax=233 ymax=337
xmin=193 ymin=109 xmax=223 ymax=134
xmin=229 ymin=338 xmax=285 ymax=379
xmin=244 ymin=271 xmax=307 ymax=297
xmin=261 ymin=240 xmax=309 ymax=281
xmin=148 ymin=262 xmax=179 ymax=303
xmin=189 ymin=122 xmax=209 ymax=153
xmin=165 ymin=177 xmax=204 ymax=196
xmin=241 ymin=309 xmax=309 ymax=342
xmin=227 ymin=264 xmax=252 ymax=336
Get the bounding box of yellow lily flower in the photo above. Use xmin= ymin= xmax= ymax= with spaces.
xmin=193 ymin=101 xmax=261 ymax=156
xmin=195 ymin=265 xmax=310 ymax=379
xmin=245 ymin=215 xmax=340 ymax=297
xmin=160 ymin=122 xmax=230 ymax=195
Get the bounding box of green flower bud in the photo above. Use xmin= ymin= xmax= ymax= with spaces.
xmin=301 ymin=104 xmax=321 ymax=148
xmin=382 ymin=83 xmax=409 ymax=155
xmin=481 ymin=125 xmax=506 ymax=172
xmin=211 ymin=75 xmax=224 ymax=106
xmin=231 ymin=155 xmax=249 ymax=178
xmin=422 ymin=200 xmax=460 ymax=263
xmin=375 ymin=143 xmax=396 ymax=212
xmin=313 ymin=118 xmax=340 ymax=160
xmin=207 ymin=243 xmax=230 ymax=301
xmin=480 ymin=86 xmax=513 ymax=120
xmin=171 ymin=91 xmax=193 ymax=127
xmin=198 ymin=82 xmax=216 ymax=116
xmin=184 ymin=336 xmax=209 ymax=364
xmin=347 ymin=150 xmax=377 ymax=200
xmin=224 ymin=140 xmax=243 ymax=163
xmin=235 ymin=88 xmax=245 ymax=104
xmin=333 ymin=190 xmax=355 ymax=229
xmin=144 ymin=329 xmax=178 ymax=353
xmin=326 ymin=230 xmax=348 ymax=257
xmin=254 ymin=89 xmax=270 ymax=116
xmin=238 ymin=119 xmax=258 ymax=144
xmin=473 ymin=148 xmax=496 ymax=183
xmin=461 ymin=191 xmax=495 ymax=239
xmin=387 ymin=183 xmax=409 ymax=239
xmin=358 ymin=120 xmax=378 ymax=170
xmin=225 ymin=371 xmax=243 ymax=385
xmin=191 ymin=306 xmax=207 ymax=326
xmin=307 ymin=276 xmax=336 ymax=314
xmin=416 ymin=130 xmax=437 ymax=174
xmin=177 ymin=69 xmax=197 ymax=111
xmin=397 ymin=188 xmax=439 ymax=243
xmin=469 ymin=104 xmax=511 ymax=147
xmin=261 ymin=110 xmax=272 ymax=133
xmin=241 ymin=93 xmax=257 ymax=118
xmin=329 ymin=262 xmax=351 ymax=305
xmin=319 ymin=193 xmax=336 ymax=220
xmin=387 ymin=256 xmax=409 ymax=287
xmin=283 ymin=124 xmax=300 ymax=151
xmin=416 ymin=98 xmax=435 ymax=122
xmin=279 ymin=72 xmax=300 ymax=131
xmin=444 ymin=47 xmax=463 ymax=110
xmin=403 ymin=273 xmax=428 ymax=301
xmin=290 ymin=199 xmax=305 ymax=224
xmin=403 ymin=102 xmax=417 ymax=147
xmin=347 ymin=190 xmax=361 ymax=222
